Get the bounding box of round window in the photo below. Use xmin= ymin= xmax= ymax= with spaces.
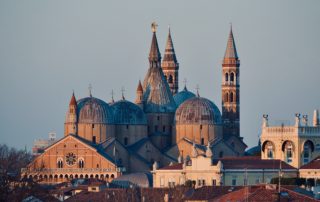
xmin=66 ymin=153 xmax=77 ymax=166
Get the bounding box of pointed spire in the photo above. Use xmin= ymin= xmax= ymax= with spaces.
xmin=224 ymin=25 xmax=238 ymax=59
xmin=149 ymin=22 xmax=161 ymax=64
xmin=69 ymin=91 xmax=77 ymax=106
xmin=137 ymin=80 xmax=143 ymax=92
xmin=162 ymin=26 xmax=178 ymax=63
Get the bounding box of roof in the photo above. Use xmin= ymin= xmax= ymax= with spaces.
xmin=77 ymin=97 xmax=114 ymax=124
xmin=175 ymin=96 xmax=221 ymax=125
xmin=158 ymin=163 xmax=183 ymax=170
xmin=173 ymin=86 xmax=196 ymax=107
xmin=213 ymin=156 xmax=296 ymax=170
xmin=69 ymin=92 xmax=77 ymax=106
xmin=300 ymin=156 xmax=320 ymax=169
xmin=149 ymin=32 xmax=161 ymax=62
xmin=112 ymin=172 xmax=152 ymax=188
xmin=185 ymin=186 xmax=243 ymax=201
xmin=224 ymin=27 xmax=238 ymax=59
xmin=162 ymin=28 xmax=178 ymax=63
xmin=110 ymin=100 xmax=147 ymax=125
xmin=215 ymin=185 xmax=318 ymax=202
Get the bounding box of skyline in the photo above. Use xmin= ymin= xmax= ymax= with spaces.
xmin=1 ymin=0 xmax=320 ymax=150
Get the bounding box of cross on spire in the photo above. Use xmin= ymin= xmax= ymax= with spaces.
xmin=196 ymin=85 xmax=200 ymax=97
xmin=88 ymin=84 xmax=92 ymax=97
xmin=121 ymin=87 xmax=125 ymax=100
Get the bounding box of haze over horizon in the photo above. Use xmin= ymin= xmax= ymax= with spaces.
xmin=0 ymin=0 xmax=319 ymax=151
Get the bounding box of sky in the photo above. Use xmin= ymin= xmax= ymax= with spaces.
xmin=0 ymin=0 xmax=319 ymax=151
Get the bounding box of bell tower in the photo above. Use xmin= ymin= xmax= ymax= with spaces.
xmin=64 ymin=92 xmax=78 ymax=136
xmin=162 ymin=27 xmax=179 ymax=95
xmin=222 ymin=26 xmax=240 ymax=137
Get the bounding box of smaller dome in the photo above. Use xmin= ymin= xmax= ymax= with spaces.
xmin=175 ymin=96 xmax=222 ymax=125
xmin=78 ymin=97 xmax=113 ymax=124
xmin=173 ymin=86 xmax=196 ymax=107
xmin=111 ymin=100 xmax=147 ymax=125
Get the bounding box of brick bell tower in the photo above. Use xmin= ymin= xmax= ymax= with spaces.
xmin=222 ymin=26 xmax=240 ymax=138
xmin=161 ymin=27 xmax=179 ymax=95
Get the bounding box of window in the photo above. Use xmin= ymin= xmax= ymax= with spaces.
xmin=79 ymin=159 xmax=84 ymax=168
xmin=200 ymin=125 xmax=202 ymax=130
xmin=284 ymin=142 xmax=293 ymax=163
xmin=232 ymin=178 xmax=237 ymax=186
xmin=168 ymin=178 xmax=175 ymax=188
xmin=230 ymin=72 xmax=235 ymax=82
xmin=92 ymin=124 xmax=94 ymax=128
xmin=304 ymin=143 xmax=311 ymax=164
xmin=201 ymin=138 xmax=204 ymax=145
xmin=57 ymin=159 xmax=63 ymax=168
xmin=225 ymin=93 xmax=229 ymax=102
xmin=126 ymin=125 xmax=129 ymax=129
xmin=230 ymin=92 xmax=234 ymax=102
xmin=162 ymin=126 xmax=165 ymax=132
xmin=168 ymin=75 xmax=173 ymax=84
xmin=225 ymin=73 xmax=229 ymax=82
xmin=124 ymin=137 xmax=128 ymax=146
xmin=266 ymin=143 xmax=274 ymax=159
xmin=155 ymin=125 xmax=158 ymax=132
xmin=212 ymin=179 xmax=217 ymax=186
xmin=157 ymin=116 xmax=160 ymax=121
xmin=92 ymin=136 xmax=96 ymax=144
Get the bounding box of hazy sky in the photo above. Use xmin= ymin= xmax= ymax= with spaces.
xmin=0 ymin=0 xmax=319 ymax=151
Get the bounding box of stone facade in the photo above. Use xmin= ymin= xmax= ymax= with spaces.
xmin=261 ymin=111 xmax=320 ymax=168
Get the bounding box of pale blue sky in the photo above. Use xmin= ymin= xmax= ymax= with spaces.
xmin=0 ymin=0 xmax=319 ymax=150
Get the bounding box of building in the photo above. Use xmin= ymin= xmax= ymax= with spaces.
xmin=152 ymin=149 xmax=297 ymax=188
xmin=260 ymin=110 xmax=320 ymax=168
xmin=299 ymin=156 xmax=320 ymax=182
xmin=32 ymin=132 xmax=57 ymax=156
xmin=24 ymin=23 xmax=246 ymax=183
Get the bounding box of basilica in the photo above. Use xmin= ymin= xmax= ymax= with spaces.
xmin=24 ymin=23 xmax=247 ymax=183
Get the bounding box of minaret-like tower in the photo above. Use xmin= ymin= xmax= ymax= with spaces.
xmin=64 ymin=92 xmax=78 ymax=136
xmin=135 ymin=80 xmax=144 ymax=108
xmin=161 ymin=27 xmax=179 ymax=95
xmin=222 ymin=27 xmax=240 ymax=137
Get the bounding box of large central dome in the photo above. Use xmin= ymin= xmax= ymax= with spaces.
xmin=78 ymin=97 xmax=113 ymax=124
xmin=175 ymin=96 xmax=222 ymax=125
xmin=111 ymin=100 xmax=147 ymax=125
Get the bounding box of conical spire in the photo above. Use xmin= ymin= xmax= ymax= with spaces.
xmin=162 ymin=27 xmax=177 ymax=63
xmin=137 ymin=80 xmax=143 ymax=92
xmin=69 ymin=91 xmax=77 ymax=106
xmin=149 ymin=22 xmax=161 ymax=64
xmin=224 ymin=26 xmax=238 ymax=59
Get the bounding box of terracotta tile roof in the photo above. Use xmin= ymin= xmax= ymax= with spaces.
xmin=300 ymin=156 xmax=320 ymax=169
xmin=185 ymin=186 xmax=243 ymax=201
xmin=214 ymin=156 xmax=296 ymax=170
xmin=214 ymin=186 xmax=318 ymax=202
xmin=158 ymin=163 xmax=183 ymax=170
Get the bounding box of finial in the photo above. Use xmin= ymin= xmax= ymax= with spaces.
xmin=196 ymin=85 xmax=200 ymax=97
xmin=88 ymin=84 xmax=92 ymax=97
xmin=111 ymin=90 xmax=115 ymax=103
xmin=151 ymin=22 xmax=158 ymax=33
xmin=230 ymin=22 xmax=232 ymax=31
xmin=72 ymin=89 xmax=75 ymax=95
xmin=121 ymin=87 xmax=125 ymax=100
xmin=183 ymin=78 xmax=187 ymax=90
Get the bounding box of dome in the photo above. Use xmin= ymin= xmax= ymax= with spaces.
xmin=78 ymin=97 xmax=113 ymax=124
xmin=173 ymin=86 xmax=196 ymax=107
xmin=175 ymin=96 xmax=222 ymax=125
xmin=111 ymin=100 xmax=147 ymax=125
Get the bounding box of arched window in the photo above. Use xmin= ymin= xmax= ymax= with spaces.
xmin=225 ymin=93 xmax=229 ymax=102
xmin=266 ymin=142 xmax=274 ymax=159
xmin=124 ymin=137 xmax=128 ymax=146
xmin=283 ymin=141 xmax=293 ymax=163
xmin=230 ymin=72 xmax=235 ymax=82
xmin=230 ymin=92 xmax=234 ymax=102
xmin=78 ymin=159 xmax=84 ymax=168
xmin=225 ymin=73 xmax=229 ymax=82
xmin=168 ymin=75 xmax=173 ymax=83
xmin=201 ymin=138 xmax=204 ymax=145
xmin=303 ymin=141 xmax=314 ymax=164
xmin=57 ymin=158 xmax=63 ymax=168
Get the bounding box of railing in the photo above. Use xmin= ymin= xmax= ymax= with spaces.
xmin=263 ymin=126 xmax=320 ymax=135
